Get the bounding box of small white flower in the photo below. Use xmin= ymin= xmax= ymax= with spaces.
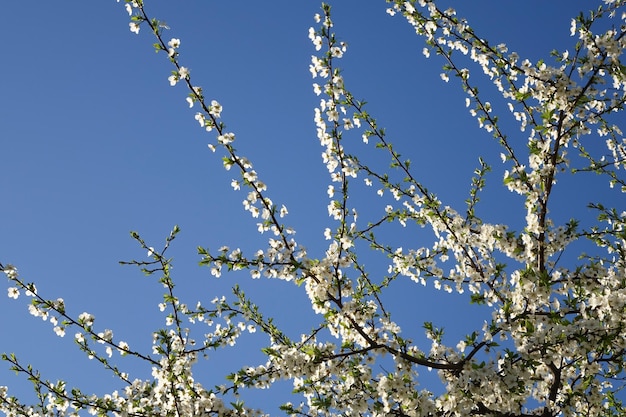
xmin=129 ymin=22 xmax=140 ymax=34
xmin=25 ymin=285 xmax=37 ymax=297
xmin=167 ymin=39 xmax=180 ymax=57
xmin=79 ymin=312 xmax=95 ymax=327
xmin=209 ymin=100 xmax=222 ymax=117
xmin=218 ymin=133 xmax=235 ymax=144
xmin=340 ymin=235 xmax=353 ymax=249
xmin=330 ymin=46 xmax=343 ymax=57
xmin=118 ymin=341 xmax=130 ymax=355
xmin=7 ymin=287 xmax=19 ymax=299
xmin=313 ymin=36 xmax=323 ymax=51
xmin=326 ymin=109 xmax=339 ymax=122
xmin=2 ymin=265 xmax=17 ymax=279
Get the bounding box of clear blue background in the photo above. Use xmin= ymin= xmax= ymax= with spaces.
xmin=0 ymin=0 xmax=620 ymax=412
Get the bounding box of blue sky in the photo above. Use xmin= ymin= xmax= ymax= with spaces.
xmin=1 ymin=0 xmax=621 ymax=412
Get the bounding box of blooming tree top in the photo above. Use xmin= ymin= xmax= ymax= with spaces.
xmin=1 ymin=0 xmax=626 ymax=416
